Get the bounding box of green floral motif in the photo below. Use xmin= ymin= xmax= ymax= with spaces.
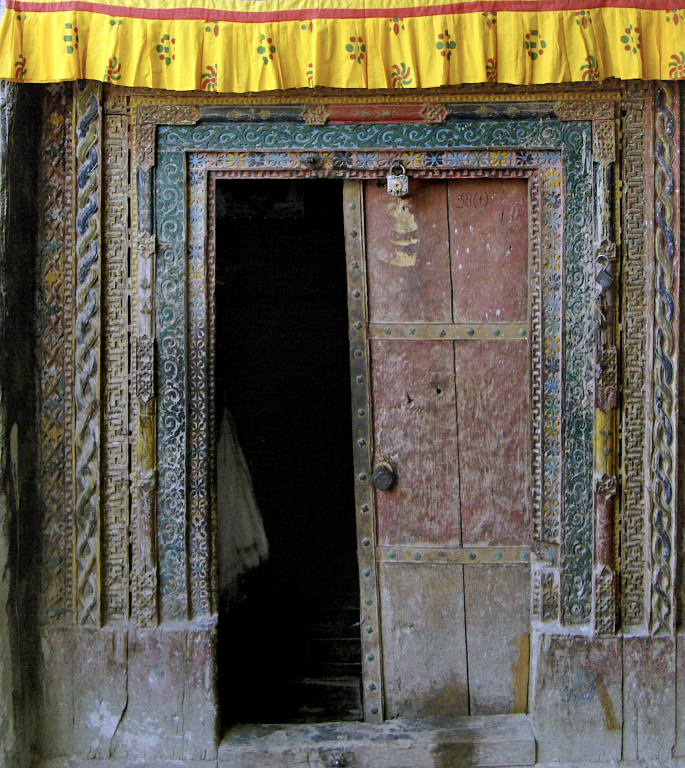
xmin=14 ymin=55 xmax=26 ymax=80
xmin=621 ymin=25 xmax=641 ymax=54
xmin=109 ymin=18 xmax=123 ymax=27
xmin=391 ymin=62 xmax=412 ymax=87
xmin=574 ymin=10 xmax=592 ymax=28
xmin=346 ymin=36 xmax=365 ymax=64
xmin=63 ymin=23 xmax=78 ymax=55
xmin=205 ymin=21 xmax=219 ymax=37
xmin=301 ymin=21 xmax=313 ymax=33
xmin=482 ymin=12 xmax=496 ymax=29
xmin=389 ymin=18 xmax=405 ymax=35
xmin=669 ymin=51 xmax=685 ymax=77
xmin=486 ymin=57 xmax=497 ymax=82
xmin=307 ymin=62 xmax=314 ymax=86
xmin=525 ymin=30 xmax=546 ymax=60
xmin=202 ymin=64 xmax=218 ymax=90
xmin=666 ymin=9 xmax=684 ymax=24
xmin=436 ymin=30 xmax=456 ymax=60
xmin=257 ymin=34 xmax=276 ymax=65
xmin=103 ymin=56 xmax=121 ymax=83
xmin=156 ymin=34 xmax=176 ymax=65
xmin=580 ymin=54 xmax=600 ymax=80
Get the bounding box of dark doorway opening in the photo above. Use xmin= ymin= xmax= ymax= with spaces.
xmin=215 ymin=179 xmax=361 ymax=726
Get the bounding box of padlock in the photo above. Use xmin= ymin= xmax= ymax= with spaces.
xmin=595 ymin=254 xmax=614 ymax=292
xmin=387 ymin=163 xmax=408 ymax=197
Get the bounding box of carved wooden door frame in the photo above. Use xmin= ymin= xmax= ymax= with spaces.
xmin=38 ymin=81 xmax=676 ymax=661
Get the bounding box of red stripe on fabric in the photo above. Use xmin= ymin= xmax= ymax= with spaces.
xmin=5 ymin=0 xmax=679 ymax=19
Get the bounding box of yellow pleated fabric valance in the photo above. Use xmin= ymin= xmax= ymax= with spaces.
xmin=0 ymin=0 xmax=685 ymax=90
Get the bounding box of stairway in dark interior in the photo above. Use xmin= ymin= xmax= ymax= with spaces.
xmin=276 ymin=590 xmax=362 ymax=724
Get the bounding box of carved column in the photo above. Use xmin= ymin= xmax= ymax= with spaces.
xmin=651 ymin=81 xmax=680 ymax=637
xmin=73 ymin=80 xmax=103 ymax=628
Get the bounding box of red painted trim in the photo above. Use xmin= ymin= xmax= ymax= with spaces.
xmin=5 ymin=0 xmax=680 ymax=20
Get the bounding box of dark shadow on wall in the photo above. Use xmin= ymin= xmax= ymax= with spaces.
xmin=0 ymin=82 xmax=43 ymax=768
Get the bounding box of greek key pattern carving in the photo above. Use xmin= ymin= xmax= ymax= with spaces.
xmin=621 ymin=88 xmax=649 ymax=630
xmin=651 ymin=82 xmax=679 ymax=637
xmin=131 ymin=118 xmax=159 ymax=627
xmin=102 ymin=110 xmax=130 ymax=623
xmin=103 ymin=89 xmax=128 ymax=115
xmin=38 ymin=84 xmax=73 ymax=624
xmin=188 ymin=167 xmax=212 ymax=616
xmin=74 ymin=80 xmax=103 ymax=628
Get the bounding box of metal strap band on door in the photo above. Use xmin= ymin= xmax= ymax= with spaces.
xmin=368 ymin=323 xmax=529 ymax=340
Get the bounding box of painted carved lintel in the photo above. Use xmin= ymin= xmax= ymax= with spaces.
xmin=302 ymin=105 xmax=331 ymax=125
xmin=135 ymin=105 xmax=202 ymax=125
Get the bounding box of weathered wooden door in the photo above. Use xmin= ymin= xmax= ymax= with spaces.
xmin=345 ymin=176 xmax=532 ymax=723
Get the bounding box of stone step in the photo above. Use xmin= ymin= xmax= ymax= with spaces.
xmin=219 ymin=714 xmax=536 ymax=768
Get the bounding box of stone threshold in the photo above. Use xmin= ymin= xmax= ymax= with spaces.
xmin=218 ymin=714 xmax=535 ymax=767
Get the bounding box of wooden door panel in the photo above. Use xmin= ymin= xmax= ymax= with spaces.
xmin=370 ymin=339 xmax=461 ymax=547
xmin=463 ymin=564 xmax=530 ymax=715
xmin=380 ymin=563 xmax=469 ymax=718
xmin=449 ymin=179 xmax=528 ymax=323
xmin=365 ymin=179 xmax=451 ymax=324
xmin=455 ymin=340 xmax=531 ymax=546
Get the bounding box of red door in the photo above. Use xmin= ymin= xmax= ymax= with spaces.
xmin=345 ymin=176 xmax=532 ymax=721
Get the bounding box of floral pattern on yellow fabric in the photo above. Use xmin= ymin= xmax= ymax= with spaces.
xmin=389 ymin=18 xmax=405 ymax=35
xmin=669 ymin=51 xmax=685 ymax=77
xmin=257 ymin=34 xmax=276 ymax=65
xmin=157 ymin=34 xmax=175 ymax=65
xmin=436 ymin=30 xmax=456 ymax=60
xmin=574 ymin=10 xmax=592 ymax=28
xmin=580 ymin=54 xmax=600 ymax=80
xmin=63 ymin=23 xmax=78 ymax=55
xmin=621 ymin=25 xmax=641 ymax=54
xmin=202 ymin=64 xmax=218 ymax=90
xmin=391 ymin=62 xmax=412 ymax=87
xmin=103 ymin=57 xmax=122 ymax=83
xmin=525 ymin=30 xmax=546 ymax=60
xmin=2 ymin=3 xmax=685 ymax=91
xmin=346 ymin=36 xmax=365 ymax=64
xmin=14 ymin=55 xmax=26 ymax=80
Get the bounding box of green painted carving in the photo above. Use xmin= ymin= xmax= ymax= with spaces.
xmin=154 ymin=119 xmax=594 ymax=625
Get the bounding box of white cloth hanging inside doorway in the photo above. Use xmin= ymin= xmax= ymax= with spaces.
xmin=217 ymin=409 xmax=269 ymax=595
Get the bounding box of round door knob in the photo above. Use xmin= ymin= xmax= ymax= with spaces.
xmin=372 ymin=462 xmax=396 ymax=491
